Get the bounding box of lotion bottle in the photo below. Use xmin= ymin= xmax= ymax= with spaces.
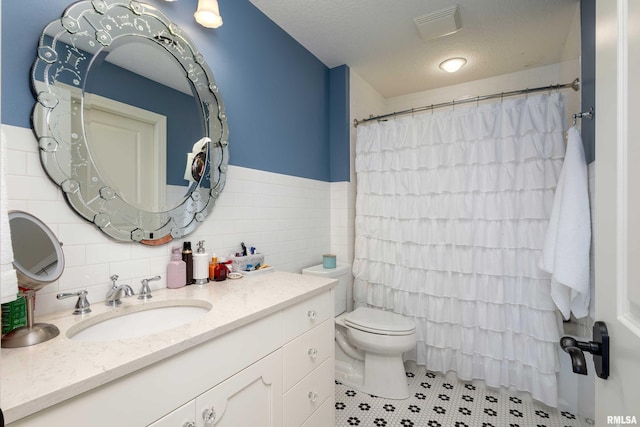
xmin=193 ymin=240 xmax=209 ymax=285
xmin=182 ymin=241 xmax=194 ymax=285
xmin=167 ymin=247 xmax=186 ymax=289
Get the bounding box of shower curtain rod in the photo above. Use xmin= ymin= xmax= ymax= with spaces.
xmin=353 ymin=77 xmax=581 ymax=127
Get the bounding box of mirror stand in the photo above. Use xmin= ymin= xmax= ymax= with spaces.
xmin=1 ymin=290 xmax=60 ymax=348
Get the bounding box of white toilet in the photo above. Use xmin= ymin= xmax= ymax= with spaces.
xmin=302 ymin=264 xmax=416 ymax=399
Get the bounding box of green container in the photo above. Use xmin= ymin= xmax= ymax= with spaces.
xmin=322 ymin=254 xmax=337 ymax=269
xmin=2 ymin=296 xmax=27 ymax=334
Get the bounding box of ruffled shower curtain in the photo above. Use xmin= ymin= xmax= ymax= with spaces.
xmin=353 ymin=93 xmax=565 ymax=407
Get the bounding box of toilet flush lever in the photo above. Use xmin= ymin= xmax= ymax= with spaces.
xmin=560 ymin=321 xmax=609 ymax=379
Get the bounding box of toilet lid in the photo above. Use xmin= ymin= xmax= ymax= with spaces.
xmin=344 ymin=307 xmax=415 ymax=335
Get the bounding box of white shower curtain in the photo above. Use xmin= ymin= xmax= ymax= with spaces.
xmin=353 ymin=93 xmax=565 ymax=407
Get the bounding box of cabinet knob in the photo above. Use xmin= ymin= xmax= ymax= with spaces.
xmin=308 ymin=391 xmax=318 ymax=403
xmin=202 ymin=407 xmax=216 ymax=426
xmin=307 ymin=310 xmax=317 ymax=320
xmin=307 ymin=347 xmax=318 ymax=359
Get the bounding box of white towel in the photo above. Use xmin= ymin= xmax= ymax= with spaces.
xmin=0 ymin=125 xmax=19 ymax=303
xmin=540 ymin=126 xmax=591 ymax=319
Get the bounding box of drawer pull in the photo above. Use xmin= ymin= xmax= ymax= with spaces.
xmin=183 ymin=423 xmax=196 ymax=427
xmin=202 ymin=407 xmax=216 ymax=426
xmin=307 ymin=347 xmax=318 ymax=359
xmin=307 ymin=310 xmax=317 ymax=320
xmin=308 ymin=391 xmax=318 ymax=403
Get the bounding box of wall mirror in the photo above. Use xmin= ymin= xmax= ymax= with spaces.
xmin=31 ymin=0 xmax=229 ymax=244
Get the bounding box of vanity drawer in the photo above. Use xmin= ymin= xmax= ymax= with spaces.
xmin=282 ymin=319 xmax=333 ymax=391
xmin=283 ymin=358 xmax=334 ymax=427
xmin=301 ymin=394 xmax=334 ymax=427
xmin=282 ymin=291 xmax=330 ymax=343
xmin=147 ymin=400 xmax=195 ymax=427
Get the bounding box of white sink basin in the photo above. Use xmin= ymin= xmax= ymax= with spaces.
xmin=67 ymin=300 xmax=211 ymax=342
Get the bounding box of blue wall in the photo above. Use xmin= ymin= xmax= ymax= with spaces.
xmin=1 ymin=0 xmax=350 ymax=182
xmin=329 ymin=65 xmax=350 ymax=182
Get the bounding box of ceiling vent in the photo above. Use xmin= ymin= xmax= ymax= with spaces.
xmin=413 ymin=5 xmax=462 ymax=42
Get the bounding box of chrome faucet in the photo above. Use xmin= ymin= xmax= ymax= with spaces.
xmin=138 ymin=275 xmax=161 ymax=300
xmin=57 ymin=290 xmax=91 ymax=315
xmin=105 ymin=274 xmax=134 ymax=306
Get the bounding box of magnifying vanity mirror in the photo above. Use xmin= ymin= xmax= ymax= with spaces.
xmin=31 ymin=0 xmax=229 ymax=244
xmin=2 ymin=211 xmax=64 ymax=348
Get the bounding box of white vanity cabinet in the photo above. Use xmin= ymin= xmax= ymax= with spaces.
xmin=194 ymin=349 xmax=282 ymax=426
xmin=149 ymin=289 xmax=336 ymax=427
xmin=281 ymin=291 xmax=335 ymax=427
xmin=149 ymin=350 xmax=283 ymax=427
xmin=7 ymin=287 xmax=334 ymax=427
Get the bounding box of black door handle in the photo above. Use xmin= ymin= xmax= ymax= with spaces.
xmin=560 ymin=321 xmax=609 ymax=379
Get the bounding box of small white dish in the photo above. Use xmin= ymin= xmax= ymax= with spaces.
xmin=228 ymin=272 xmax=243 ymax=280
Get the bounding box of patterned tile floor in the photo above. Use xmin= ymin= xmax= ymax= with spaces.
xmin=335 ymin=364 xmax=594 ymax=427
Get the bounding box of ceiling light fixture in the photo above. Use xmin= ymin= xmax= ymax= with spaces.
xmin=194 ymin=0 xmax=223 ymax=29
xmin=439 ymin=57 xmax=467 ymax=73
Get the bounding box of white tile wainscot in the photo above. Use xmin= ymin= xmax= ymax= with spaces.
xmin=2 ymin=272 xmax=337 ymax=427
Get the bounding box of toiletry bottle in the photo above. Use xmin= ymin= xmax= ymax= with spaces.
xmin=193 ymin=240 xmax=209 ymax=285
xmin=167 ymin=247 xmax=187 ymax=289
xmin=209 ymin=254 xmax=217 ymax=281
xmin=214 ymin=256 xmax=228 ymax=281
xmin=182 ymin=241 xmax=194 ymax=285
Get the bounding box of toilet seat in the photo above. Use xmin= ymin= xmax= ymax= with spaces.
xmin=344 ymin=307 xmax=415 ymax=336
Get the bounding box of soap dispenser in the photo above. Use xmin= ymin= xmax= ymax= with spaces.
xmin=167 ymin=247 xmax=187 ymax=289
xmin=193 ymin=240 xmax=209 ymax=285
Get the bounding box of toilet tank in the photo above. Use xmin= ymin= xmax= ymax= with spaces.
xmin=302 ymin=263 xmax=351 ymax=316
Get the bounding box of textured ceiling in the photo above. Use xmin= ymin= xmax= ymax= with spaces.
xmin=248 ymin=0 xmax=580 ymax=98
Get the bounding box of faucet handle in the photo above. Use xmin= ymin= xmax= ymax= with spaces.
xmin=57 ymin=290 xmax=91 ymax=315
xmin=110 ymin=275 xmax=119 ymax=286
xmin=138 ymin=275 xmax=161 ymax=300
xmin=142 ymin=275 xmax=161 ymax=285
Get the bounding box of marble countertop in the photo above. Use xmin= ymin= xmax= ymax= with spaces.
xmin=1 ymin=271 xmax=336 ymax=424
